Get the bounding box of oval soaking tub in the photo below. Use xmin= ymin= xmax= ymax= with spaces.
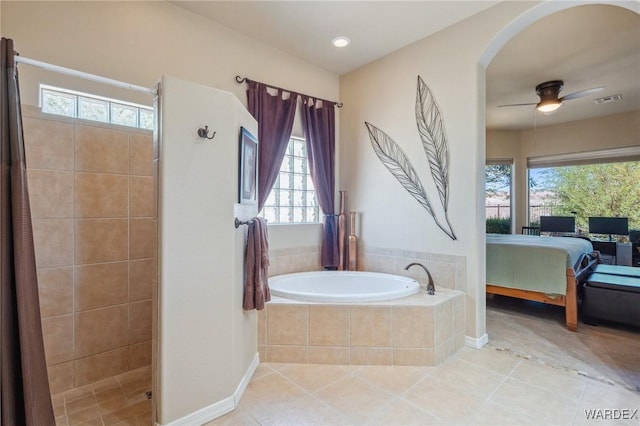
xmin=269 ymin=271 xmax=420 ymax=303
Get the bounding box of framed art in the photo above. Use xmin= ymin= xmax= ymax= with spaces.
xmin=239 ymin=127 xmax=258 ymax=204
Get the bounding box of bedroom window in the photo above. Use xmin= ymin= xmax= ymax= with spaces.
xmin=40 ymin=85 xmax=154 ymax=130
xmin=485 ymin=161 xmax=512 ymax=234
xmin=260 ymin=137 xmax=320 ymax=224
xmin=528 ymin=153 xmax=640 ymax=234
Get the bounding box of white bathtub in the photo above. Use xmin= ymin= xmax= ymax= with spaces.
xmin=268 ymin=271 xmax=420 ymax=303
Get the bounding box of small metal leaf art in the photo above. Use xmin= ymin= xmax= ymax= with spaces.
xmin=365 ymin=75 xmax=457 ymax=240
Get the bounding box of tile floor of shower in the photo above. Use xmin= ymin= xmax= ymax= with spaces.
xmin=53 ymin=365 xmax=152 ymax=426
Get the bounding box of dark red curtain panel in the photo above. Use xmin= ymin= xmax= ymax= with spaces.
xmin=1 ymin=38 xmax=55 ymax=425
xmin=246 ymin=81 xmax=298 ymax=211
xmin=301 ymin=96 xmax=338 ymax=268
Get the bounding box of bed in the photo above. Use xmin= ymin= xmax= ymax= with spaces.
xmin=486 ymin=234 xmax=598 ymax=331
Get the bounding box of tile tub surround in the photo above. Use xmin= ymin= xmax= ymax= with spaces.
xmin=268 ymin=246 xmax=321 ymax=277
xmin=258 ymin=289 xmax=465 ymax=366
xmin=24 ymin=106 xmax=155 ymax=395
xmin=357 ymin=244 xmax=466 ymax=292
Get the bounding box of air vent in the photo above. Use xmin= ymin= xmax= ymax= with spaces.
xmin=593 ymin=94 xmax=622 ymax=104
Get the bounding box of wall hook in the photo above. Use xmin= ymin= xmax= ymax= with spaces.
xmin=197 ymin=125 xmax=216 ymax=140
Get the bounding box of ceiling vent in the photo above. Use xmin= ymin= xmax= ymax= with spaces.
xmin=593 ymin=94 xmax=622 ymax=104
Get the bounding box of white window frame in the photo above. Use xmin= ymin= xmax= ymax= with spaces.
xmin=260 ymin=136 xmax=320 ymax=224
xmin=39 ymin=84 xmax=154 ymax=130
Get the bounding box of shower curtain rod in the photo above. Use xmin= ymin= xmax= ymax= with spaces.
xmin=14 ymin=55 xmax=157 ymax=96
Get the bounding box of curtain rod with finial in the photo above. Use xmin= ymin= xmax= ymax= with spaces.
xmin=235 ymin=76 xmax=343 ymax=108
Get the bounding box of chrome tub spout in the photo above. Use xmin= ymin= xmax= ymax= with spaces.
xmin=404 ymin=262 xmax=435 ymax=295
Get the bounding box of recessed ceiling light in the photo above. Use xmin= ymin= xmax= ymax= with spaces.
xmin=332 ymin=36 xmax=350 ymax=48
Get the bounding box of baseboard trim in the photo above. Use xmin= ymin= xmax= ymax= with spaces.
xmin=465 ymin=333 xmax=489 ymax=348
xmin=159 ymin=352 xmax=260 ymax=426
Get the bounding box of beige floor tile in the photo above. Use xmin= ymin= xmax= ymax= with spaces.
xmin=239 ymin=371 xmax=308 ymax=421
xmin=203 ymin=407 xmax=260 ymax=426
xmin=509 ymin=359 xmax=587 ymax=402
xmin=277 ymin=363 xmax=356 ymax=393
xmin=581 ymin=380 xmax=640 ymax=408
xmin=251 ymin=363 xmax=275 ymax=380
xmin=469 ymin=400 xmax=545 ymax=425
xmin=427 ymin=356 xmax=507 ymax=399
xmin=454 ymin=345 xmax=522 ymax=375
xmin=260 ymin=395 xmax=351 ymax=426
xmin=313 ymin=375 xmax=395 ymax=423
xmin=401 ymin=376 xmax=486 ymax=424
xmin=354 ymin=365 xmax=432 ymax=396
xmin=488 ymin=377 xmax=581 ymax=425
xmin=364 ymin=398 xmax=443 ymax=426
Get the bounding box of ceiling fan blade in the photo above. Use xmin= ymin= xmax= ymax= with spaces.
xmin=497 ymin=102 xmax=537 ymax=108
xmin=561 ymin=86 xmax=605 ymax=101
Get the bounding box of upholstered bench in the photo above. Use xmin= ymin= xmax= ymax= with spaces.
xmin=583 ymin=269 xmax=640 ymax=328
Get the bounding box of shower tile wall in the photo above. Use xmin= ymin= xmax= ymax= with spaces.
xmin=23 ymin=107 xmax=155 ymax=395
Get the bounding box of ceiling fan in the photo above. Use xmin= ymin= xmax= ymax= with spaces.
xmin=498 ymin=80 xmax=605 ymax=113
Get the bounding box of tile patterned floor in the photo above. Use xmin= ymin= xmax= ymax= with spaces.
xmin=52 ymin=298 xmax=639 ymax=425
xmin=53 ymin=365 xmax=152 ymax=426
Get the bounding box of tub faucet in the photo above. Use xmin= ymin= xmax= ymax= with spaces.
xmin=404 ymin=263 xmax=435 ymax=295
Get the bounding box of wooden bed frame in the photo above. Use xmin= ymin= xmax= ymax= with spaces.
xmin=487 ymin=253 xmax=599 ymax=331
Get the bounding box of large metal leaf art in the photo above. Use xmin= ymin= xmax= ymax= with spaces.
xmin=365 ymin=76 xmax=457 ymax=240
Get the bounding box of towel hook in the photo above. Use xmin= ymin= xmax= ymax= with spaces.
xmin=197 ymin=125 xmax=216 ymax=140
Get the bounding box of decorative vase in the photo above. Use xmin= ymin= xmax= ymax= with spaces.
xmin=338 ymin=191 xmax=346 ymax=270
xmin=348 ymin=212 xmax=358 ymax=271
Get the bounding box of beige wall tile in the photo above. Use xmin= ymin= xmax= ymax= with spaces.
xmin=267 ymin=345 xmax=308 ymax=363
xmin=129 ymin=176 xmax=155 ymax=217
xmin=75 ymin=305 xmax=128 ymax=357
xmin=75 ymin=173 xmax=128 ymax=218
xmin=453 ymin=295 xmax=465 ymax=334
xmin=128 ymin=341 xmax=152 ymax=370
xmin=75 ymin=347 xmax=128 ymax=387
xmin=48 ymin=361 xmax=75 ymax=394
xmin=129 ymin=219 xmax=155 ymax=260
xmin=435 ymin=299 xmax=454 ymax=346
xmin=23 ymin=116 xmax=74 ymax=170
xmin=75 ymin=219 xmax=128 ymax=264
xmin=33 ymin=219 xmax=74 ymax=268
xmin=129 ymin=259 xmax=153 ymax=302
xmin=267 ymin=304 xmax=308 ymax=346
xmin=393 ymin=306 xmax=434 ymax=349
xmin=309 ymin=306 xmax=349 ymax=346
xmin=350 ymin=347 xmax=393 ymax=365
xmin=257 ymin=309 xmax=267 ymax=346
xmin=350 ymin=307 xmax=392 ymax=347
xmin=130 ymin=133 xmax=153 ymax=176
xmin=393 ymin=348 xmax=435 ymax=366
xmin=28 ymin=169 xmax=74 ymax=219
xmin=42 ymin=314 xmax=74 ymax=365
xmin=75 ymin=262 xmax=128 ymax=311
xmin=128 ymin=300 xmax=152 ymax=344
xmin=308 ymin=346 xmax=350 ymax=364
xmin=38 ymin=267 xmax=73 ymax=318
xmin=75 ymin=126 xmax=129 ymax=174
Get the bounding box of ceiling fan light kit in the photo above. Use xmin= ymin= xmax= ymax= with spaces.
xmin=498 ymin=79 xmax=605 ymax=112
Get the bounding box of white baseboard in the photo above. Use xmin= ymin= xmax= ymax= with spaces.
xmin=465 ymin=333 xmax=489 ymax=348
xmin=159 ymin=352 xmax=260 ymax=426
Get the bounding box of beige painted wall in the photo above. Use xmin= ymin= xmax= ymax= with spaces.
xmin=339 ymin=1 xmax=541 ymax=341
xmin=487 ymin=110 xmax=640 ymax=231
xmin=1 ymin=0 xmax=334 ymax=250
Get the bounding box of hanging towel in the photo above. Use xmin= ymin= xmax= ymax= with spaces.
xmin=243 ymin=217 xmax=271 ymax=310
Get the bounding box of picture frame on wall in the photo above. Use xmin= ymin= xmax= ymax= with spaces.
xmin=239 ymin=127 xmax=258 ymax=204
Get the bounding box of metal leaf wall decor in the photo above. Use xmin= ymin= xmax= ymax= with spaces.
xmin=365 ymin=76 xmax=457 ymax=240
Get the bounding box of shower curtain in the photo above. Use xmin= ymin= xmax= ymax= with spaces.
xmin=1 ymin=38 xmax=55 ymax=425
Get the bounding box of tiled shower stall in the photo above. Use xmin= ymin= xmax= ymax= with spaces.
xmin=23 ymin=106 xmax=155 ymax=423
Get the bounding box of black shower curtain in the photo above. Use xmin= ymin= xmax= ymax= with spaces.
xmin=1 ymin=37 xmax=55 ymax=425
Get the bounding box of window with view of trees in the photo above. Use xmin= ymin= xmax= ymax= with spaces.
xmin=40 ymin=85 xmax=154 ymax=130
xmin=260 ymin=137 xmax=320 ymax=224
xmin=528 ymin=161 xmax=639 ymax=236
xmin=485 ymin=163 xmax=512 ymax=234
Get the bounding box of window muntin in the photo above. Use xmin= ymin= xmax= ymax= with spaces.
xmin=261 ymin=137 xmax=319 ymax=224
xmin=39 ymin=85 xmax=153 ymax=130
